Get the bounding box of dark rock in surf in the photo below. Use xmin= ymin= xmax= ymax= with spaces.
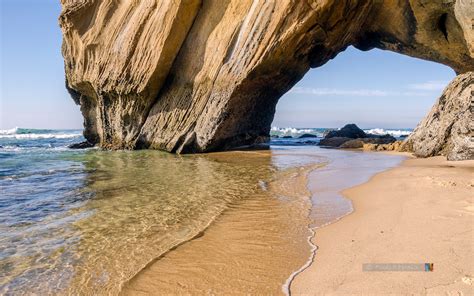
xmin=69 ymin=141 xmax=95 ymax=149
xmin=298 ymin=133 xmax=318 ymax=138
xmin=319 ymin=123 xmax=397 ymax=148
xmin=324 ymin=124 xmax=367 ymax=139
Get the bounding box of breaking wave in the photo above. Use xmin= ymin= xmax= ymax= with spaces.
xmin=363 ymin=128 xmax=412 ymax=137
xmin=270 ymin=127 xmax=329 ymax=138
xmin=0 ymin=127 xmax=82 ymax=139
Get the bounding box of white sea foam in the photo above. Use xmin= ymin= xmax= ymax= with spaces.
xmin=271 ymin=127 xmax=323 ymax=137
xmin=0 ymin=128 xmax=82 ymax=139
xmin=364 ymin=128 xmax=412 ymax=137
xmin=0 ymin=133 xmax=82 ymax=139
xmin=0 ymin=127 xmax=19 ymax=135
xmin=271 ymin=127 xmax=313 ymax=133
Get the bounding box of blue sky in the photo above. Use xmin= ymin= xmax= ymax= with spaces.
xmin=275 ymin=47 xmax=455 ymax=128
xmin=1 ymin=0 xmax=83 ymax=129
xmin=0 ymin=1 xmax=455 ymax=130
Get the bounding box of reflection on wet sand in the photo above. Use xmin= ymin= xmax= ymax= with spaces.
xmin=121 ymin=150 xmax=326 ymax=295
xmin=119 ymin=148 xmax=405 ymax=295
xmin=64 ymin=149 xmax=325 ymax=295
xmin=1 ymin=145 xmax=404 ymax=295
xmin=0 ymin=146 xmax=408 ymax=294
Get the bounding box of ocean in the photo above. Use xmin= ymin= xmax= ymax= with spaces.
xmin=0 ymin=127 xmax=409 ymax=294
xmin=270 ymin=126 xmax=412 ymax=138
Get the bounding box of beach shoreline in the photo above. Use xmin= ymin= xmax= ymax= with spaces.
xmin=120 ymin=148 xmax=408 ymax=295
xmin=120 ymin=149 xmax=324 ymax=295
xmin=292 ymin=155 xmax=474 ymax=295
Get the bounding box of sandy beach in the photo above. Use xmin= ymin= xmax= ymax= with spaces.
xmin=3 ymin=0 xmax=473 ymax=294
xmin=292 ymin=155 xmax=474 ymax=295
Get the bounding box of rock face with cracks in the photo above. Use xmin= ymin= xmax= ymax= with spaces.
xmin=402 ymin=72 xmax=473 ymax=161
xmin=59 ymin=0 xmax=474 ymax=153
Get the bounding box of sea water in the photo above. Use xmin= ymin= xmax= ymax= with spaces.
xmin=0 ymin=127 xmax=408 ymax=294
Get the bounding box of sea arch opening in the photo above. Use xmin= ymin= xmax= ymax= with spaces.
xmin=270 ymin=46 xmax=456 ymax=141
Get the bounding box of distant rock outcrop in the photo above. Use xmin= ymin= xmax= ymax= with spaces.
xmin=401 ymin=72 xmax=473 ymax=161
xmin=298 ymin=134 xmax=318 ymax=139
xmin=59 ymin=0 xmax=474 ymax=154
xmin=319 ymin=124 xmax=396 ymax=148
xmin=324 ymin=124 xmax=367 ymax=139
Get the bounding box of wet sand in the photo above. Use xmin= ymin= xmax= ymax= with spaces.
xmin=5 ymin=140 xmax=471 ymax=294
xmin=121 ymin=148 xmax=406 ymax=295
xmin=305 ymin=148 xmax=405 ymax=228
xmin=292 ymin=156 xmax=474 ymax=295
xmin=121 ymin=150 xmax=323 ymax=295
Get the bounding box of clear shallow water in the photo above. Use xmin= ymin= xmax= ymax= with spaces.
xmin=119 ymin=146 xmax=406 ymax=295
xmin=0 ymin=128 xmax=406 ymax=295
xmin=0 ymin=129 xmax=326 ymax=294
xmin=122 ymin=149 xmax=326 ymax=295
xmin=306 ymin=148 xmax=406 ymax=228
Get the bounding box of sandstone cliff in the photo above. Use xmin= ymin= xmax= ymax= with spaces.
xmin=402 ymin=72 xmax=473 ymax=161
xmin=59 ymin=0 xmax=474 ymax=154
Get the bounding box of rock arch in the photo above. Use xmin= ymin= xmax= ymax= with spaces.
xmin=59 ymin=0 xmax=473 ymax=153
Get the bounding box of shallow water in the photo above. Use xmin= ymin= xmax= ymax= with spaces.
xmin=0 ymin=130 xmax=327 ymax=294
xmin=120 ymin=147 xmax=405 ymax=295
xmin=307 ymin=148 xmax=406 ymax=228
xmin=0 ymin=128 xmax=405 ymax=295
xmin=122 ymin=149 xmax=326 ymax=295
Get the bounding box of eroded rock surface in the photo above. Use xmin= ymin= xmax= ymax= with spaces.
xmin=59 ymin=0 xmax=474 ymax=153
xmin=402 ymin=72 xmax=473 ymax=161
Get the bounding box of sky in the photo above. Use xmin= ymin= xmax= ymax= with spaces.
xmin=0 ymin=1 xmax=456 ymax=130
xmin=1 ymin=0 xmax=83 ymax=129
xmin=274 ymin=47 xmax=456 ymax=129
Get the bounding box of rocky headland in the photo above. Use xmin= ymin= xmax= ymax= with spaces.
xmin=59 ymin=0 xmax=473 ymax=159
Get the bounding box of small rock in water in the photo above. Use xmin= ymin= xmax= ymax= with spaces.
xmin=68 ymin=141 xmax=94 ymax=149
xmin=298 ymin=133 xmax=318 ymax=138
xmin=281 ymin=136 xmax=293 ymax=139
